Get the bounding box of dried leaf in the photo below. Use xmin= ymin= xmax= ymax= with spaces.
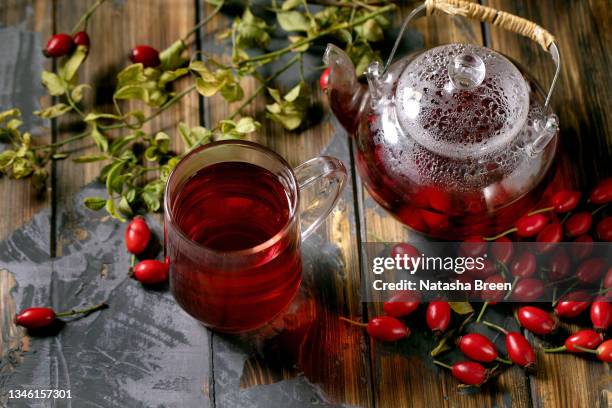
xmin=277 ymin=11 xmax=311 ymax=32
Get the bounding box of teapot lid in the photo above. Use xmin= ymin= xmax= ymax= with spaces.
xmin=395 ymin=44 xmax=529 ymax=158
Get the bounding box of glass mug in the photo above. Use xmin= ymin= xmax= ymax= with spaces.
xmin=164 ymin=140 xmax=347 ymax=333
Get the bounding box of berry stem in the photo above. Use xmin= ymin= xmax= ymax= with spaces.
xmin=573 ymin=345 xmax=598 ymax=354
xmin=432 ymin=360 xmax=453 ymax=370
xmin=503 ymin=276 xmax=519 ymax=300
xmin=182 ymin=0 xmax=225 ymax=43
xmin=543 ymin=345 xmax=566 ymax=353
xmin=528 ymin=206 xmax=554 ymax=216
xmin=592 ymin=203 xmax=609 ymax=217
xmin=55 ymin=302 xmax=108 ymax=318
xmin=476 ymin=302 xmax=489 ymax=323
xmin=496 ymin=356 xmax=513 ymax=365
xmin=339 ymin=316 xmax=367 ymax=328
xmin=484 ymin=228 xmax=518 ymax=241
xmin=481 ymin=320 xmax=509 ymax=335
xmin=71 ymin=0 xmax=106 ymax=34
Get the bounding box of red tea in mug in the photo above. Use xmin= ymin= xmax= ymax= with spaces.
xmin=168 ymin=162 xmax=302 ymax=332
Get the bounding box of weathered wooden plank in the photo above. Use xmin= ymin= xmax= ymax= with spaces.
xmin=0 ymin=0 xmax=52 ymax=241
xmin=486 ymin=1 xmax=612 ymax=407
xmin=199 ymin=2 xmax=373 ymax=406
xmin=358 ymin=1 xmax=532 ymax=407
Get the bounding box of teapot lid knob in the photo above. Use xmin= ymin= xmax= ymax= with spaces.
xmin=448 ymin=53 xmax=486 ymax=90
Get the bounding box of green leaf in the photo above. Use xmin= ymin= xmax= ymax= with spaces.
xmin=105 ymin=198 xmax=125 ymax=222
xmin=41 ymin=71 xmax=66 ymax=96
xmin=234 ymin=117 xmax=258 ymax=134
xmin=160 ymin=40 xmax=187 ymax=71
xmin=84 ymin=197 xmax=107 ymax=211
xmin=84 ymin=112 xmax=123 ymax=122
xmin=277 ymin=11 xmax=311 ymax=32
xmin=52 ymin=153 xmax=69 ymax=160
xmin=159 ymin=67 xmax=189 ymax=86
xmin=177 ymin=122 xmax=194 ymax=148
xmin=154 ymin=132 xmax=170 ymax=153
xmin=118 ymin=195 xmax=133 ymax=217
xmin=234 ymin=8 xmax=272 ymax=50
xmin=142 ymin=191 xmax=161 ymax=212
xmin=219 ymin=81 xmax=244 ymax=102
xmin=72 ymin=154 xmax=108 ymax=163
xmin=109 ymin=132 xmax=139 ymax=155
xmin=449 ymin=302 xmax=474 ymax=315
xmin=126 ymin=187 xmax=137 ymax=203
xmin=34 ymin=103 xmax=73 ymax=119
xmin=117 ymin=64 xmax=147 ymax=88
xmin=11 ymin=157 xmax=33 ymax=179
xmin=288 ymin=36 xmax=309 ymax=52
xmin=91 ymin=125 xmax=109 ymax=152
xmin=105 ymin=160 xmax=125 ymax=195
xmin=70 ymin=84 xmax=90 ymax=102
xmin=0 ymin=109 xmax=20 ymax=124
xmin=114 ymin=85 xmax=149 ymax=101
xmin=59 ymin=45 xmax=88 ymax=82
xmin=282 ymin=0 xmax=302 ymax=11
xmin=0 ymin=150 xmax=16 ymax=169
xmin=284 ymin=83 xmax=302 ymax=102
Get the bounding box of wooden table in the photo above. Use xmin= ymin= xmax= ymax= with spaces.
xmin=0 ymin=1 xmax=610 ymax=407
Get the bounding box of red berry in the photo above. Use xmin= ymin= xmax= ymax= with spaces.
xmin=426 ymin=301 xmax=451 ymax=335
xmin=420 ymin=209 xmax=449 ymax=231
xmin=563 ymin=329 xmax=603 ymax=353
xmin=130 ymin=45 xmax=161 ymax=68
xmin=458 ymin=333 xmax=498 ymax=362
xmin=576 ymin=257 xmax=607 ymax=284
xmin=512 ymin=278 xmax=544 ymax=301
xmin=14 ymin=307 xmax=56 ymax=329
xmin=590 ymin=297 xmax=612 ymax=332
xmin=555 ymin=290 xmax=591 ymax=318
xmin=604 ymin=267 xmax=612 ymax=289
xmin=481 ymin=274 xmax=507 ymax=303
xmin=590 ymin=178 xmax=612 ymax=205
xmin=459 ymin=236 xmax=488 ymax=257
xmin=467 ymin=259 xmax=497 ymax=279
xmin=570 ymin=235 xmax=594 ymax=260
xmin=451 ymin=361 xmax=488 ymax=386
xmin=383 ymin=291 xmax=421 ymax=317
xmin=517 ymin=306 xmax=557 ymax=335
xmin=536 ymin=223 xmax=563 ymax=253
xmin=565 ymin=212 xmax=593 ymax=238
xmin=390 ymin=243 xmax=420 ymax=260
xmin=596 ymin=217 xmax=612 ymax=241
xmin=547 ymin=249 xmax=571 ymax=281
xmin=516 ymin=213 xmax=548 ymax=237
xmin=510 ymin=251 xmax=537 ymax=278
xmin=72 ymin=31 xmax=90 ymax=47
xmin=551 ymin=190 xmax=581 ymax=213
xmin=132 ymin=260 xmax=168 ymax=285
xmin=43 ymin=33 xmax=75 ymax=58
xmin=425 ymin=187 xmax=451 ymax=213
xmin=125 ymin=216 xmax=151 ymax=254
xmin=489 ymin=236 xmax=513 ymax=265
xmin=595 ymin=340 xmax=612 ymax=362
xmin=366 ymin=316 xmax=410 ymax=342
xmin=506 ymin=332 xmax=536 ymax=369
xmin=319 ymin=67 xmax=330 ymax=91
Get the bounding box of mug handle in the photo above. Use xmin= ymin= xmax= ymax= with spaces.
xmin=294 ymin=156 xmax=347 ymax=240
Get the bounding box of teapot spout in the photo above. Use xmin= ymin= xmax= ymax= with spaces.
xmin=323 ymin=44 xmax=369 ymax=135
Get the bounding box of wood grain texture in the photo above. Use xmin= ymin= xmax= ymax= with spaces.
xmin=199 ymin=1 xmax=373 ymax=406
xmin=0 ymin=0 xmax=51 ymax=241
xmin=486 ymin=2 xmax=612 ymax=407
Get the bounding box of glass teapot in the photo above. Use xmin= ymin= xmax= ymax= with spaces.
xmin=323 ymin=0 xmax=562 ymax=239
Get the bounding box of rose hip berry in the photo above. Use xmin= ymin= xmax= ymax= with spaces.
xmin=15 ymin=303 xmax=107 ymax=329
xmin=593 ymin=340 xmax=612 ymax=362
xmin=517 ymin=306 xmax=557 ymax=335
xmin=72 ymin=31 xmax=90 ymax=47
xmin=576 ymin=258 xmax=607 ymax=284
xmin=536 ymin=223 xmax=563 ymax=253
xmin=590 ymin=297 xmax=612 ymax=332
xmin=130 ymin=45 xmax=161 ymax=68
xmin=510 ymin=251 xmax=537 ymax=278
xmin=43 ymin=33 xmax=75 ymax=58
xmin=426 ymin=301 xmax=451 ymax=335
xmin=516 ymin=213 xmax=548 ymax=237
xmin=490 ymin=236 xmax=513 ymax=265
xmin=512 ymin=278 xmax=544 ymax=301
xmin=319 ymin=67 xmax=331 ymax=91
xmin=482 ymin=321 xmax=536 ymax=369
xmin=125 ymin=216 xmax=151 ymax=254
xmin=544 ymin=329 xmax=603 ymax=353
xmin=383 ymin=291 xmax=421 ymax=317
xmin=132 ymin=260 xmax=169 ymax=285
xmin=570 ymin=235 xmax=594 ymax=260
xmin=390 ymin=243 xmax=420 ymax=260
xmin=554 ymin=290 xmax=591 ymax=318
xmin=459 ymin=236 xmax=488 ymax=257
xmin=480 ymin=274 xmax=506 ymax=303
xmin=547 ymin=249 xmax=571 ymax=281
xmin=590 ymin=178 xmax=612 ymax=204
xmin=551 ymin=190 xmax=581 ymax=212
xmin=434 ymin=360 xmax=489 ymax=386
xmin=458 ymin=333 xmax=498 ymax=363
xmin=565 ymin=212 xmax=593 ymax=238
xmin=596 ymin=217 xmax=612 ymax=241
xmin=340 ymin=316 xmax=410 ymax=342
xmin=604 ymin=267 xmax=612 ymax=289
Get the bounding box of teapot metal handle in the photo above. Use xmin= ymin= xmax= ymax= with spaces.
xmin=384 ymin=0 xmax=561 ymax=108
